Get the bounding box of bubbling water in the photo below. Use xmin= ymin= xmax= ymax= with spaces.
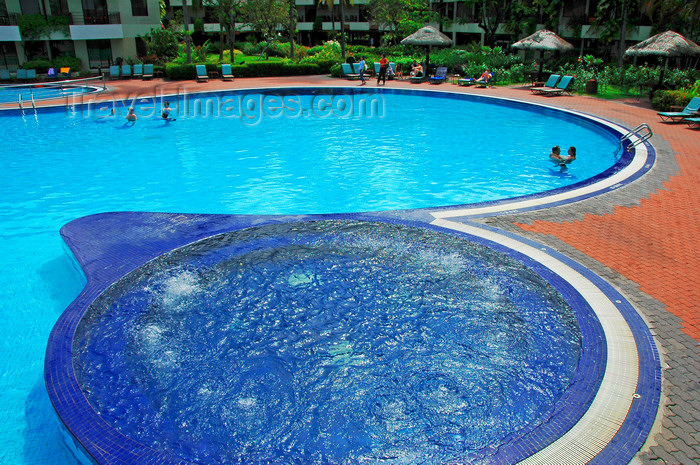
xmin=73 ymin=220 xmax=582 ymax=464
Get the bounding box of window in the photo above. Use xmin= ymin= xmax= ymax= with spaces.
xmin=20 ymin=0 xmax=41 ymax=15
xmin=49 ymin=0 xmax=69 ymax=16
xmin=50 ymin=40 xmax=75 ymax=58
xmin=131 ymin=0 xmax=148 ymax=16
xmin=86 ymin=39 xmax=112 ymax=69
xmin=0 ymin=43 xmax=19 ymax=69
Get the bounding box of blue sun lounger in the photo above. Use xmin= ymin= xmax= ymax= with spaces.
xmin=142 ymin=64 xmax=154 ymax=80
xmin=429 ymin=66 xmax=447 ymax=84
xmin=531 ymin=74 xmax=561 ymax=94
xmin=121 ymin=65 xmax=131 ymax=79
xmin=341 ymin=63 xmax=359 ymax=80
xmin=658 ymin=97 xmax=700 ymax=123
xmin=221 ymin=64 xmax=234 ymax=81
xmin=534 ymin=75 xmax=573 ymax=96
xmin=196 ymin=65 xmax=209 ymax=82
xmin=684 ymin=117 xmax=700 ymax=128
xmin=133 ymin=64 xmax=143 ymax=79
xmin=109 ymin=65 xmax=120 ymax=79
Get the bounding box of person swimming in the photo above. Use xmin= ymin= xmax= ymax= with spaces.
xmin=550 ymin=145 xmax=576 ymax=171
xmin=125 ymin=107 xmax=137 ymax=122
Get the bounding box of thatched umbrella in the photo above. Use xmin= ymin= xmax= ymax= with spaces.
xmin=400 ymin=26 xmax=453 ymax=74
xmin=625 ymin=31 xmax=700 ymax=84
xmin=511 ymin=29 xmax=575 ymax=80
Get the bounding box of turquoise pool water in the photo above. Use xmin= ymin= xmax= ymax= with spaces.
xmin=0 ymin=88 xmax=619 ymax=463
xmin=0 ymin=84 xmax=97 ymax=104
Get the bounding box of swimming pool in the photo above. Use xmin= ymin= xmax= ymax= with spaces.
xmin=0 ymin=82 xmax=101 ymax=104
xmin=0 ymin=87 xmax=654 ymax=464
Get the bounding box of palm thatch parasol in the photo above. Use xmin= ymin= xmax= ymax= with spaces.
xmin=400 ymin=26 xmax=453 ymax=73
xmin=625 ymin=31 xmax=700 ymax=84
xmin=511 ymin=29 xmax=575 ymax=79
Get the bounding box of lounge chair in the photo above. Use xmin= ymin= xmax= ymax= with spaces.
xmin=429 ymin=66 xmax=447 ymax=84
xmin=47 ymin=68 xmax=57 ymax=79
xmin=374 ymin=62 xmax=381 ymax=74
xmin=109 ymin=65 xmax=120 ymax=79
xmin=16 ymin=69 xmax=27 ymax=80
xmin=221 ymin=63 xmax=234 ymax=81
xmin=535 ymin=75 xmax=573 ymax=96
xmin=684 ymin=117 xmax=700 ymax=128
xmin=657 ymin=97 xmax=700 ymax=123
xmin=142 ymin=64 xmax=154 ymax=80
xmin=196 ymin=65 xmax=209 ymax=82
xmin=341 ymin=63 xmax=359 ymax=80
xmin=60 ymin=67 xmax=71 ymax=78
xmin=474 ymin=72 xmax=494 ymax=88
xmin=531 ymin=74 xmax=561 ymax=94
xmin=133 ymin=64 xmax=143 ymax=79
xmin=121 ymin=65 xmax=132 ymax=78
xmin=458 ymin=77 xmax=475 ymax=86
xmin=410 ymin=65 xmax=427 ymax=83
xmin=352 ymin=63 xmax=364 ymax=75
xmin=26 ymin=69 xmax=36 ymax=80
xmin=0 ymin=69 xmax=10 ymax=81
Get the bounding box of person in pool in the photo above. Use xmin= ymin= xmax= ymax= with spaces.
xmin=550 ymin=145 xmax=576 ymax=171
xmin=125 ymin=107 xmax=137 ymax=122
xmin=161 ymin=101 xmax=172 ymax=120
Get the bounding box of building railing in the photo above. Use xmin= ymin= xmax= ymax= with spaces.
xmin=70 ymin=12 xmax=121 ymax=25
xmin=0 ymin=13 xmax=20 ymax=26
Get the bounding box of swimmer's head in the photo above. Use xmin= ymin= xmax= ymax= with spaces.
xmin=568 ymin=146 xmax=576 ymax=156
xmin=552 ymin=145 xmax=560 ymax=154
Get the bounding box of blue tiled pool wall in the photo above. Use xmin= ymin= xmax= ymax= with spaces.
xmin=48 ymin=211 xmax=615 ymax=465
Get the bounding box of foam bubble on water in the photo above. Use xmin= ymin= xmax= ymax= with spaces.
xmin=416 ymin=250 xmax=467 ymax=275
xmin=159 ymin=270 xmax=200 ymax=306
xmin=237 ymin=397 xmax=257 ymax=408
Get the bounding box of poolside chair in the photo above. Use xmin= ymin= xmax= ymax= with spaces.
xmin=352 ymin=63 xmax=364 ymax=75
xmin=60 ymin=67 xmax=71 ymax=78
xmin=474 ymin=72 xmax=494 ymax=88
xmin=47 ymin=68 xmax=57 ymax=79
xmin=121 ymin=65 xmax=132 ymax=79
xmin=657 ymin=97 xmax=700 ymax=123
xmin=133 ymin=64 xmax=143 ymax=79
xmin=684 ymin=117 xmax=700 ymax=128
xmin=429 ymin=66 xmax=447 ymax=84
xmin=109 ymin=65 xmax=120 ymax=79
xmin=16 ymin=69 xmax=27 ymax=80
xmin=142 ymin=64 xmax=154 ymax=80
xmin=374 ymin=62 xmax=381 ymax=74
xmin=26 ymin=69 xmax=36 ymax=80
xmin=221 ymin=63 xmax=234 ymax=81
xmin=196 ymin=65 xmax=209 ymax=82
xmin=341 ymin=63 xmax=359 ymax=80
xmin=0 ymin=69 xmax=9 ymax=81
xmin=388 ymin=62 xmax=396 ymax=79
xmin=534 ymin=75 xmax=573 ymax=96
xmin=458 ymin=77 xmax=475 ymax=86
xmin=531 ymin=74 xmax=561 ymax=94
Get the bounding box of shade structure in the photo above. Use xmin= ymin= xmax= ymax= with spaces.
xmin=625 ymin=31 xmax=700 ymax=58
xmin=400 ymin=26 xmax=452 ymax=74
xmin=625 ymin=31 xmax=700 ymax=85
xmin=511 ymin=29 xmax=575 ymax=52
xmin=512 ymin=29 xmax=575 ymax=79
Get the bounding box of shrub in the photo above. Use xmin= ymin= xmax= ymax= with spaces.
xmin=165 ymin=63 xmax=197 ymax=80
xmin=53 ymin=56 xmax=83 ymax=73
xmin=651 ymin=90 xmax=692 ymax=111
xmin=330 ymin=63 xmax=342 ymax=78
xmin=22 ymin=59 xmax=52 ymax=72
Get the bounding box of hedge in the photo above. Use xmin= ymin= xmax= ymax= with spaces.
xmin=21 ymin=56 xmax=82 ymax=73
xmin=165 ymin=60 xmax=335 ymax=80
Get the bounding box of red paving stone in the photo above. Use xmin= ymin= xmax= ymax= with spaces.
xmin=8 ymin=74 xmax=700 ymax=343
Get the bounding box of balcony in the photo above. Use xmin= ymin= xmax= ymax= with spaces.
xmin=0 ymin=13 xmax=19 ymax=26
xmin=69 ymin=13 xmax=124 ymax=40
xmin=70 ymin=12 xmax=121 ymax=25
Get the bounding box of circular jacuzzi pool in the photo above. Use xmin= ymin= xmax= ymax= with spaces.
xmin=71 ymin=219 xmax=598 ymax=464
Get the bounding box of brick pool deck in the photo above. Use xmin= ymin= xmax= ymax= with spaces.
xmin=21 ymin=74 xmax=700 ymax=463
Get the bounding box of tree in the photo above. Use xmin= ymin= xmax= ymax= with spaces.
xmin=141 ymin=27 xmax=180 ymax=63
xmin=369 ymin=0 xmax=438 ymax=45
xmin=205 ymin=0 xmax=242 ymax=63
xmin=459 ymin=0 xmax=515 ymax=47
xmin=641 ymin=0 xmax=700 ymax=41
xmin=590 ymin=0 xmax=642 ymax=67
xmin=504 ymin=0 xmax=565 ymax=38
xmin=243 ymin=0 xmax=287 ymax=43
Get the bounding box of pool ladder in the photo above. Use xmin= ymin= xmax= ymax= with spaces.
xmin=619 ymin=123 xmax=653 ymax=153
xmin=18 ymin=95 xmax=37 ymax=111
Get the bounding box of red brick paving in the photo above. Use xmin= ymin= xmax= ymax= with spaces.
xmin=9 ymin=74 xmax=700 ymax=343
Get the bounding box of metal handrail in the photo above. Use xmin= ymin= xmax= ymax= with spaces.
xmin=619 ymin=123 xmax=653 ymax=152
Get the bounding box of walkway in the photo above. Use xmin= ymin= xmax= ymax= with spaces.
xmin=19 ymin=74 xmax=700 ymax=463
